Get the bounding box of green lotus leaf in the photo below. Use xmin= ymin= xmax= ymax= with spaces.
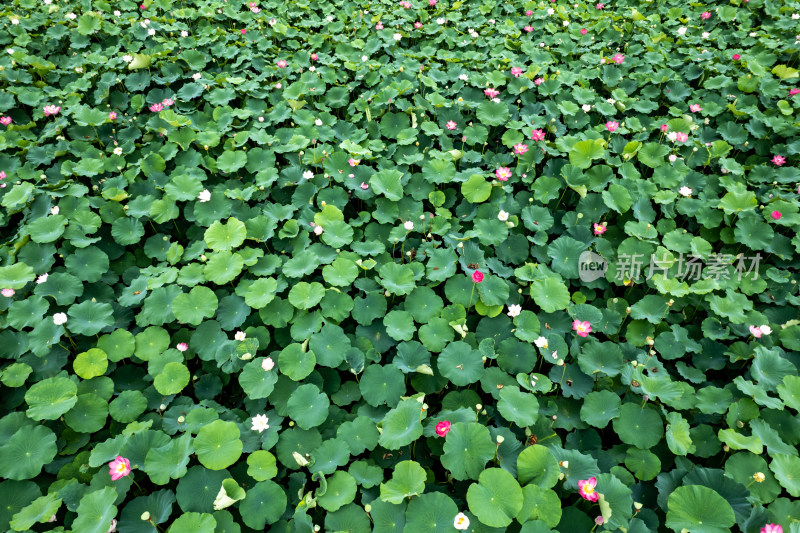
xmin=9 ymin=493 xmax=61 ymax=531
xmin=612 ymin=403 xmax=664 ymax=449
xmin=172 ymin=286 xmax=218 ymax=325
xmin=204 ymin=218 xmax=246 ymax=251
xmin=517 ymin=445 xmax=561 ymax=488
xmin=166 ymin=512 xmax=216 ymax=533
xmin=441 ymin=423 xmax=496 ymax=481
xmin=666 ymin=485 xmax=735 ymax=533
xmin=0 ymin=425 xmax=57 ymax=480
xmin=287 ymin=384 xmax=330 ymax=429
xmin=467 ymin=468 xmax=523 ymax=528
xmin=238 ymin=481 xmax=286 ymax=529
xmin=25 ymin=376 xmax=78 ymax=421
xmin=73 ymin=348 xmax=108 ymax=380
xmin=379 ymin=398 xmax=425 ymax=450
xmin=72 ymin=487 xmax=118 ymax=533
xmin=194 ymin=420 xmax=243 ymax=470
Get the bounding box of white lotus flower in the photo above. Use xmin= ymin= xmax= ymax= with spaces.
xmin=679 ymin=186 xmax=692 ymax=197
xmin=303 ymin=170 xmax=314 ymax=180
xmin=459 ymin=74 xmax=468 ymax=81
xmin=251 ymin=414 xmax=269 ymax=433
xmin=315 ymin=118 xmax=322 ymax=126
xmin=534 ymin=336 xmax=548 ymax=349
xmin=404 ymin=221 xmax=414 ymax=231
xmin=197 ymin=189 xmax=211 ymax=202
xmin=498 ymin=210 xmax=509 ymax=221
xmin=547 ymin=8 xmax=555 ymax=14
xmin=667 ymin=131 xmax=678 ymax=142
xmin=760 ymin=325 xmax=772 ymax=335
xmin=454 ymin=513 xmax=470 ymax=530
xmin=582 ymin=104 xmax=591 ymax=112
xmin=51 ymin=206 xmax=59 ymax=215
xmin=53 ymin=312 xmax=67 ymax=325
xmin=393 ymin=33 xmax=402 ymax=41
xmin=677 ymin=26 xmax=687 ymax=36
xmin=113 ymin=147 xmax=123 ymax=156
xmin=437 ymin=17 xmax=446 ymax=24
xmin=122 ymin=55 xmax=133 ymax=62
xmin=234 ymin=331 xmax=246 ymax=341
xmin=180 ymin=30 xmax=188 ymax=37
xmin=507 ymin=304 xmax=522 ymax=317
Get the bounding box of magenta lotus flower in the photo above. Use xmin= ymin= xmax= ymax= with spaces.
xmin=348 ymin=158 xmax=360 ymax=167
xmin=772 ymin=155 xmax=786 ymax=166
xmin=690 ymin=104 xmax=702 ymax=112
xmin=484 ymin=88 xmax=499 ymax=98
xmin=240 ymin=28 xmax=247 ymax=34
xmin=761 ymin=524 xmax=783 ymax=533
xmin=176 ymin=342 xmax=188 ymax=352
xmin=514 ymin=143 xmax=528 ymax=155
xmin=771 ymin=210 xmax=782 ymax=220
xmin=701 ymin=11 xmax=711 ymax=19
xmin=311 ymin=53 xmax=318 ymax=61
xmin=596 ymin=3 xmax=604 ymax=8
xmin=573 ymin=320 xmax=592 ymax=337
xmin=496 ymin=167 xmax=512 ymax=181
xmin=108 ymin=112 xmax=117 ymax=120
xmin=428 ymin=0 xmax=437 ymax=5
xmin=750 ymin=325 xmax=763 ymax=338
xmin=435 ymin=421 xmax=451 ymax=437
xmin=611 ymin=53 xmax=624 ymax=64
xmin=524 ymin=25 xmax=533 ymax=32
xmin=660 ymin=124 xmax=669 ymax=132
xmin=606 ymin=121 xmax=619 ymax=132
xmin=580 ymin=28 xmax=587 ymax=34
xmin=675 ymin=132 xmax=689 ymax=142
xmin=790 ymin=88 xmax=799 ymax=96
xmin=534 ymin=77 xmax=544 ymax=85
xmin=162 ymin=98 xmax=173 ymax=107
xmin=414 ymin=21 xmax=422 ymax=29
xmin=360 ymin=182 xmax=369 ymax=189
xmin=510 ymin=67 xmax=523 ymax=78
xmin=531 ymin=129 xmax=545 ymax=141
xmin=593 ymin=223 xmax=607 ymax=235
xmin=108 ymin=456 xmax=131 ymax=481
xmin=0 ymin=171 xmax=5 ymax=180
xmin=733 ymin=54 xmax=741 ymax=60
xmin=149 ymin=103 xmax=163 ymax=112
xmin=472 ymin=271 xmax=484 ymax=283
xmin=578 ymin=477 xmax=599 ymax=501
xmin=276 ymin=59 xmax=287 ymax=68
xmin=446 ymin=120 xmax=457 ymax=130
xmin=0 ymin=116 xmax=11 ymax=126
xmin=43 ymin=105 xmax=61 ymax=116
xmin=526 ymin=9 xmax=533 ymax=15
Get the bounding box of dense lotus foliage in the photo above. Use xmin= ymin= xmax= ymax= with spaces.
xmin=1 ymin=0 xmax=800 ymax=531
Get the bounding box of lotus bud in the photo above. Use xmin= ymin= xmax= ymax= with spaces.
xmin=496 ymin=435 xmax=504 ymax=444
xmin=552 ymin=415 xmax=558 ymax=421
xmin=737 ymin=421 xmax=744 ymax=428
xmin=476 ymin=404 xmax=482 ymax=410
xmin=561 ymin=461 xmax=569 ymax=468
xmin=753 ymin=472 xmax=765 ymax=483
xmin=633 ymin=502 xmax=643 ymax=510
xmin=365 ymin=504 xmax=372 ymax=513
xmin=177 ymin=416 xmax=185 ymax=423
xmin=559 ymin=473 xmax=565 ymax=480
xmin=159 ymin=404 xmax=167 ymax=411
xmin=141 ymin=512 xmax=151 ymax=521
xmin=481 ymin=356 xmax=487 ymax=363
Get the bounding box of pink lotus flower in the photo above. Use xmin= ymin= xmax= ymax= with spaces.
xmin=496 ymin=167 xmax=512 ymax=181
xmin=162 ymin=98 xmax=173 ymax=107
xmin=429 ymin=0 xmax=437 ymax=5
xmin=376 ymin=22 xmax=384 ymax=29
xmin=580 ymin=28 xmax=587 ymax=35
xmin=701 ymin=11 xmax=711 ymax=19
xmin=596 ymin=3 xmax=604 ymax=8
xmin=749 ymin=325 xmax=763 ymax=338
xmin=414 ymin=21 xmax=422 ymax=29
xmin=526 ymin=9 xmax=533 ymax=15
xmin=690 ymin=104 xmax=702 ymax=112
xmin=733 ymin=54 xmax=741 ymax=60
xmin=510 ymin=67 xmax=523 ymax=78
xmin=276 ymin=60 xmax=287 ymax=68
xmin=43 ymin=105 xmax=61 ymax=116
xmin=262 ymin=357 xmax=275 ymax=371
xmin=149 ymin=103 xmax=163 ymax=112
xmin=524 ymin=25 xmax=533 ymax=32
xmin=240 ymin=28 xmax=247 ymax=34
xmin=595 ymin=516 xmax=605 ymax=526
xmin=573 ymin=320 xmax=592 ymax=337
xmin=314 ymin=225 xmax=323 ymax=236
xmin=177 ymin=342 xmax=188 ymax=352
xmin=789 ymin=88 xmax=799 ymax=97
xmin=484 ymin=88 xmax=499 ymax=98
xmin=514 ymin=143 xmax=528 ymax=155
xmin=311 ymin=53 xmax=318 ymax=61
xmin=0 ymin=116 xmax=11 ymax=126
xmin=771 ymin=210 xmax=782 ymax=220
xmin=435 ymin=421 xmax=451 ymax=437
xmin=108 ymin=456 xmax=131 ymax=481
xmin=606 ymin=121 xmax=619 ymax=132
xmin=761 ymin=524 xmax=782 ymax=533
xmin=0 ymin=171 xmax=6 ymax=179
xmin=1 ymin=288 xmax=14 ymax=297
xmin=660 ymin=124 xmax=669 ymax=132
xmin=534 ymin=77 xmax=544 ymax=85
xmin=669 ymin=154 xmax=678 ymax=162
xmin=446 ymin=120 xmax=457 ymax=130
xmin=109 ymin=112 xmax=117 ymax=120
xmin=348 ymin=158 xmax=360 ymax=167
xmin=593 ymin=223 xmax=607 ymax=235
xmin=360 ymin=182 xmax=369 ymax=190
xmin=472 ymin=271 xmax=484 ymax=283
xmin=531 ymin=129 xmax=546 ymax=141
xmin=611 ymin=54 xmax=624 ymax=64
xmin=578 ymin=477 xmax=599 ymax=501
xmin=772 ymin=155 xmax=786 ymax=166
xmin=675 ymin=132 xmax=688 ymax=142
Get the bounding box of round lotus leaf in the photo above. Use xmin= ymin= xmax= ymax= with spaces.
xmin=97 ymin=329 xmax=135 ymax=362
xmin=64 ymin=393 xmax=108 ymax=433
xmin=516 ymin=485 xmax=561 ymax=527
xmin=238 ymin=358 xmax=278 ymax=399
xmin=25 ymin=376 xmax=78 ymax=420
xmin=73 ymin=348 xmax=108 ymax=380
xmin=666 ymin=485 xmax=735 ymax=533
xmin=134 ymin=326 xmax=171 ymax=361
xmin=318 ymin=471 xmax=357 ymax=512
xmin=359 ymin=364 xmax=405 ymax=407
xmin=154 ymin=362 xmax=190 ymax=395
xmin=437 ymin=341 xmax=484 ymax=386
xmin=467 ymin=468 xmax=523 ymax=528
xmin=288 ymin=281 xmax=326 ymax=310
xmin=336 ymin=416 xmax=380 ymax=455
xmin=1 ymin=362 xmax=32 ymax=388
xmin=517 ymin=445 xmax=560 ymax=488
xmin=278 ymin=343 xmax=316 ymax=381
xmin=378 ymin=398 xmax=424 ymax=451
xmin=625 ymin=448 xmax=662 ymax=481
xmin=403 ymin=491 xmax=458 ymax=533
xmin=287 ymin=384 xmax=329 ymax=430
xmin=497 ymin=386 xmax=539 ymax=427
xmin=246 ymin=451 xmax=277 ymax=482
xmin=9 ymin=492 xmax=62 ymax=531
xmin=194 ymin=420 xmax=243 ymax=470
xmin=73 ymin=487 xmax=118 ymax=533
xmin=176 ymin=466 xmax=228 ymax=513
xmin=166 ymin=512 xmax=216 ymax=533
xmin=238 ymin=481 xmax=286 ymax=529
xmin=612 ymin=403 xmax=664 ymax=449
xmin=109 ymin=390 xmax=148 ymax=423
xmin=204 ymin=218 xmax=246 ymax=251
xmin=380 ymin=460 xmax=426 ymax=504
xmin=0 ymin=425 xmax=57 ymax=480
xmin=172 ymin=286 xmax=218 ymax=325
xmin=580 ymin=390 xmax=621 ymax=428
xmin=66 ymin=301 xmax=114 ymax=335
xmin=145 ymin=434 xmax=193 ymax=486
xmin=441 ymin=422 xmax=496 ymax=481
xmin=0 ymin=481 xmax=41 ymax=531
